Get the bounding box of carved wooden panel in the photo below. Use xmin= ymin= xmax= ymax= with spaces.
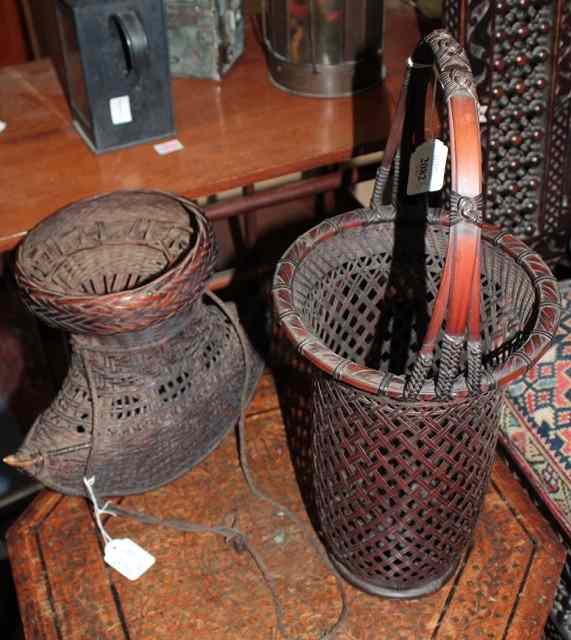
xmin=443 ymin=0 xmax=571 ymax=267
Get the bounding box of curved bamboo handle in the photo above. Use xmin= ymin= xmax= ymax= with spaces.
xmin=370 ymin=30 xmax=484 ymax=398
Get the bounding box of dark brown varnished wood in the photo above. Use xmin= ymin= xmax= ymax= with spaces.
xmin=7 ymin=372 xmax=565 ymax=639
xmin=0 ymin=0 xmax=31 ymax=67
xmin=443 ymin=0 xmax=571 ymax=268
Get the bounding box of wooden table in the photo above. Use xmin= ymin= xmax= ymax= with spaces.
xmin=0 ymin=0 xmax=417 ymax=254
xmin=7 ymin=373 xmax=565 ymax=640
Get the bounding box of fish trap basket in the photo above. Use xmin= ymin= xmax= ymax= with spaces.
xmin=13 ymin=191 xmax=261 ymax=496
xmin=272 ymin=31 xmax=561 ymax=598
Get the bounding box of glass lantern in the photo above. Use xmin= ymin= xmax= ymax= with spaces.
xmin=262 ymin=0 xmax=384 ymax=97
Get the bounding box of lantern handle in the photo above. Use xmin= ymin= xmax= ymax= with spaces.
xmin=111 ymin=10 xmax=149 ymax=79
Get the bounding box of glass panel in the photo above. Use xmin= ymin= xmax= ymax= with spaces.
xmin=287 ymin=0 xmax=345 ymax=66
xmin=287 ymin=0 xmax=312 ymax=64
xmin=314 ymin=0 xmax=345 ymax=65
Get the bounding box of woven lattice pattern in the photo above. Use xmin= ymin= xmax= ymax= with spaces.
xmin=312 ymin=375 xmax=502 ymax=592
xmin=294 ymin=218 xmax=535 ymax=383
xmin=272 ymin=28 xmax=560 ymax=599
xmin=271 ymin=323 xmax=320 ymax=530
xmin=273 ymin=205 xmax=558 ymax=597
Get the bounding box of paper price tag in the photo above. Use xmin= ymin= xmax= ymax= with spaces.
xmin=104 ymin=538 xmax=155 ymax=581
xmin=109 ymin=96 xmax=133 ymax=125
xmin=479 ymin=104 xmax=488 ymax=124
xmin=407 ymin=139 xmax=448 ymax=196
xmin=154 ymin=139 xmax=184 ymax=155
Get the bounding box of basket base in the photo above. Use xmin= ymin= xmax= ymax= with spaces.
xmin=331 ymin=554 xmax=461 ymax=599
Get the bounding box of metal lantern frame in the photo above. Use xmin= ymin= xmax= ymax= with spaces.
xmin=262 ymin=0 xmax=385 ymax=97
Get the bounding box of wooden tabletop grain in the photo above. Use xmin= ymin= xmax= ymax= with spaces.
xmin=0 ymin=1 xmax=418 ymax=253
xmin=7 ymin=373 xmax=565 ymax=640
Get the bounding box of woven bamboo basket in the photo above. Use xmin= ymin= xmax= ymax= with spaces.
xmin=9 ymin=191 xmax=262 ymax=496
xmin=272 ymin=31 xmax=561 ymax=598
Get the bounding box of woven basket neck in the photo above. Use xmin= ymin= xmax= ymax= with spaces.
xmin=71 ymin=298 xmax=208 ymax=353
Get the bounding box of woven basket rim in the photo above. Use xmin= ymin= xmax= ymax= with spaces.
xmin=272 ymin=206 xmax=561 ymax=400
xmin=15 ymin=190 xmax=210 ymax=302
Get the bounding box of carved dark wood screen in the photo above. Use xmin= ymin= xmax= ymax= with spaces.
xmin=443 ymin=0 xmax=571 ymax=267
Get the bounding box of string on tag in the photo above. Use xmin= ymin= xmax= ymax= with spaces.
xmin=79 ymin=291 xmax=348 ymax=638
xmin=406 ymin=56 xmax=432 ymax=69
xmin=407 ymin=58 xmax=440 ymax=146
xmin=83 ymin=476 xmax=115 ymax=545
xmin=428 ymin=65 xmax=439 ymax=141
xmin=84 ymin=476 xmax=156 ymax=581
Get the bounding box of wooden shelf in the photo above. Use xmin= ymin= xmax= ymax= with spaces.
xmin=0 ymin=1 xmax=418 ymax=253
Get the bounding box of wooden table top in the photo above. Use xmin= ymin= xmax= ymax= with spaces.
xmin=0 ymin=1 xmax=418 ymax=253
xmin=7 ymin=372 xmax=565 ymax=640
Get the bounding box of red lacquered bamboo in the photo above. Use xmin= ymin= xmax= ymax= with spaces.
xmin=371 ymin=33 xmax=484 ymax=396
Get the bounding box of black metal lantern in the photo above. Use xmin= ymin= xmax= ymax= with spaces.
xmin=262 ymin=0 xmax=384 ymax=97
xmin=55 ymin=0 xmax=175 ymax=153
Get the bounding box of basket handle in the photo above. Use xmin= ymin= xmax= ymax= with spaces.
xmin=371 ymin=31 xmax=484 ymax=398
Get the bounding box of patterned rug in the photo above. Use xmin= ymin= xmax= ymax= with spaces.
xmin=500 ymin=280 xmax=571 ymax=537
xmin=500 ymin=279 xmax=571 ymax=539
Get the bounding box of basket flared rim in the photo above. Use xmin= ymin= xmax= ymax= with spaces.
xmin=16 ymin=190 xmax=211 ymax=300
xmin=14 ymin=190 xmax=216 ymax=334
xmin=272 ymin=206 xmax=561 ymax=400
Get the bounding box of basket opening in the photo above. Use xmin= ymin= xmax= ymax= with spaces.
xmin=292 ymin=223 xmax=536 ymax=380
xmin=18 ymin=193 xmax=200 ymax=297
xmin=24 ymin=219 xmax=195 ymax=296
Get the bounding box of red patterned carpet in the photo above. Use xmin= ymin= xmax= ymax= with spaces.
xmin=500 ymin=279 xmax=571 ymax=537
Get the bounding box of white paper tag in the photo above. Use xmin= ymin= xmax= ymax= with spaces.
xmin=104 ymin=538 xmax=155 ymax=581
xmin=109 ymin=96 xmax=133 ymax=125
xmin=154 ymin=139 xmax=184 ymax=155
xmin=479 ymin=104 xmax=488 ymax=124
xmin=226 ymin=10 xmax=236 ymax=33
xmin=407 ymin=139 xmax=448 ymax=196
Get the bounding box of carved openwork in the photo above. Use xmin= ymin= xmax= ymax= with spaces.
xmin=444 ymin=0 xmax=571 ymax=266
